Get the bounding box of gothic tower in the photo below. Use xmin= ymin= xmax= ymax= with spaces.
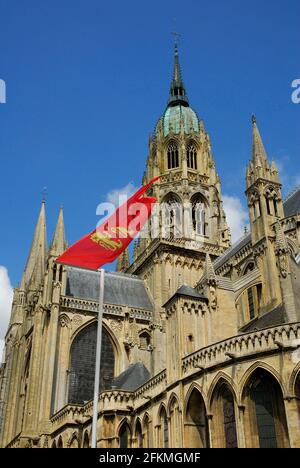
xmin=246 ymin=116 xmax=298 ymax=321
xmin=129 ymin=45 xmax=230 ymax=297
xmin=128 ymin=44 xmax=231 ymax=373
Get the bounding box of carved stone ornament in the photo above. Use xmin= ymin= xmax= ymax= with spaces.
xmin=110 ymin=319 xmax=122 ymax=332
xmin=277 ymin=253 xmax=288 ymax=278
xmin=73 ymin=315 xmax=83 ymax=327
xmin=59 ymin=314 xmax=71 ymax=328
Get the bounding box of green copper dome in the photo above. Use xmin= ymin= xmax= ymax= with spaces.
xmin=155 ymin=44 xmax=199 ymax=137
xmin=158 ymin=104 xmax=199 ymax=137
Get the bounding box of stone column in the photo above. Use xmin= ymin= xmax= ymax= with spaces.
xmin=284 ymin=397 xmax=300 ymax=448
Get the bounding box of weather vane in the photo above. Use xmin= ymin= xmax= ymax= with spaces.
xmin=172 ymin=31 xmax=181 ymax=49
xmin=41 ymin=186 xmax=48 ymax=202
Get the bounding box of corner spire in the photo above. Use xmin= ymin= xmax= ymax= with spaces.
xmin=168 ymin=40 xmax=189 ymax=108
xmin=251 ymin=115 xmax=268 ymax=165
xmin=205 ymin=253 xmax=217 ymax=285
xmin=50 ymin=206 xmax=67 ymax=257
xmin=21 ymin=200 xmax=48 ymax=290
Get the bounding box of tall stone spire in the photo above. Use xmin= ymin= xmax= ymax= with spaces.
xmin=246 ymin=115 xmax=281 ymax=189
xmin=251 ymin=115 xmax=268 ymax=166
xmin=168 ymin=43 xmax=189 ymax=107
xmin=21 ymin=201 xmax=48 ymax=290
xmin=50 ymin=206 xmax=67 ymax=257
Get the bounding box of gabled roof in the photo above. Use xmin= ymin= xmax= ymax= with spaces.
xmin=239 ymin=304 xmax=285 ymax=333
xmin=214 ymin=233 xmax=251 ymax=272
xmin=110 ymin=363 xmax=150 ymax=391
xmin=163 ymin=284 xmax=207 ymax=308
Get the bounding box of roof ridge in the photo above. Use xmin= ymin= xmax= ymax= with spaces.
xmin=213 ymin=232 xmax=251 ymax=266
xmin=283 ymin=184 xmax=300 ymax=203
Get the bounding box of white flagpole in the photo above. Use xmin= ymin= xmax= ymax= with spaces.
xmin=91 ymin=268 xmax=105 ymax=448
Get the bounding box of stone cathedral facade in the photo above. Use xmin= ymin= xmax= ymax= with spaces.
xmin=1 ymin=46 xmax=300 ymax=449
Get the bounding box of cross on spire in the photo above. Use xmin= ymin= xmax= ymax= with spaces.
xmin=172 ymin=31 xmax=181 ymax=51
xmin=41 ymin=186 xmax=48 ymax=202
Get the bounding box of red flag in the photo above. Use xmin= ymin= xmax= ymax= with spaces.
xmin=56 ymin=177 xmax=159 ymax=270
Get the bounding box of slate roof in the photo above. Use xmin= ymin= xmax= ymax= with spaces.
xmin=65 ymin=268 xmax=153 ymax=310
xmin=163 ymin=284 xmax=208 ymax=308
xmin=239 ymin=304 xmax=286 ymax=333
xmin=214 ymin=233 xmax=251 ymax=272
xmin=283 ymin=186 xmax=300 ymax=217
xmin=110 ymin=363 xmax=150 ymax=391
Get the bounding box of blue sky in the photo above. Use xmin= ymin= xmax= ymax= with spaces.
xmin=0 ymin=0 xmax=299 ymax=290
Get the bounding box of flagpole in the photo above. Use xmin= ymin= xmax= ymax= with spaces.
xmin=91 ymin=268 xmax=105 ymax=448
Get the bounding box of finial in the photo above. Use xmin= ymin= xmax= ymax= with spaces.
xmin=172 ymin=31 xmax=181 ymax=54
xmin=168 ymin=32 xmax=189 ymax=108
xmin=41 ymin=186 xmax=48 ymax=203
xmin=252 ymin=114 xmax=256 ymax=125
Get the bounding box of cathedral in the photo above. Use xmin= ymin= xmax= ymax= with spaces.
xmin=0 ymin=45 xmax=300 ymax=449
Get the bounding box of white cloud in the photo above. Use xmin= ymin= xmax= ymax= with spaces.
xmin=273 ymin=156 xmax=300 ymax=196
xmin=106 ymin=182 xmax=137 ymax=207
xmin=223 ymin=195 xmax=249 ymax=242
xmin=0 ymin=266 xmax=13 ymax=361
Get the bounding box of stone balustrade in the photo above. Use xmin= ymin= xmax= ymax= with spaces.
xmin=50 ymin=404 xmax=87 ymax=432
xmin=60 ymin=296 xmax=152 ymax=321
xmin=182 ymin=322 xmax=300 ymax=374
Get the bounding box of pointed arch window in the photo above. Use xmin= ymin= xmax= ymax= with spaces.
xmin=167 ymin=142 xmax=179 ymax=169
xmin=187 ymin=144 xmax=197 ymax=169
xmin=68 ymin=323 xmax=115 ymax=404
xmin=139 ymin=331 xmax=151 ymax=350
xmin=222 ymin=387 xmax=238 ymax=448
xmin=135 ymin=420 xmax=143 ymax=448
xmin=265 ymin=187 xmax=279 ymax=217
xmin=162 ymin=194 xmax=182 ymax=238
xmin=119 ymin=422 xmax=131 ymax=448
xmin=191 ymin=195 xmax=206 ymax=236
xmin=158 ymin=407 xmax=169 ymax=448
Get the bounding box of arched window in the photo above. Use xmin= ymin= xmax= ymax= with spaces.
xmin=135 ymin=420 xmax=143 ymax=448
xmin=139 ymin=331 xmax=151 ymax=350
xmin=143 ymin=414 xmax=151 ymax=448
xmin=57 ymin=436 xmax=63 ymax=448
xmin=185 ymin=389 xmax=208 ymax=448
xmin=210 ymin=382 xmax=238 ymax=448
xmin=53 ymin=263 xmax=57 ymax=281
xmin=119 ymin=422 xmax=131 ymax=448
xmin=162 ymin=194 xmax=182 ymax=238
xmin=243 ymin=262 xmax=255 ymax=275
xmin=68 ymin=323 xmax=115 ymax=404
xmin=187 ymin=144 xmax=197 ymax=169
xmin=169 ymin=397 xmax=182 ymax=447
xmin=59 ymin=265 xmax=63 ymax=282
xmin=83 ymin=432 xmax=90 ymax=448
xmin=167 ymin=142 xmax=179 ymax=169
xmin=265 ymin=187 xmax=279 ymax=217
xmin=69 ymin=435 xmax=79 ymax=449
xmin=222 ymin=387 xmax=238 ymax=448
xmin=244 ymin=369 xmax=289 ymax=448
xmin=246 ymin=284 xmax=262 ymax=321
xmin=191 ymin=195 xmax=206 ymax=236
xmin=159 ymin=407 xmax=169 ymax=448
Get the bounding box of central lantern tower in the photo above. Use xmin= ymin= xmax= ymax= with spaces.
xmin=127 ymin=44 xmax=231 ymax=372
